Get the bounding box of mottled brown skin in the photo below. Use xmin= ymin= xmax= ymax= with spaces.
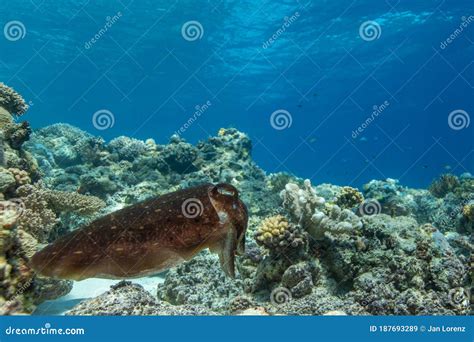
xmin=30 ymin=183 xmax=248 ymax=280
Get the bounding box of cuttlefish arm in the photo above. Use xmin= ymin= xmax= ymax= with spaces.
xmin=208 ymin=227 xmax=237 ymax=278
xmin=30 ymin=183 xmax=248 ymax=280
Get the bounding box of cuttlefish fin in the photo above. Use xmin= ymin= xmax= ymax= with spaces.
xmin=209 ymin=228 xmax=237 ymax=278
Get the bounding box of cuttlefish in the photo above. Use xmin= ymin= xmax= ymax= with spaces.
xmin=30 ymin=183 xmax=248 ymax=280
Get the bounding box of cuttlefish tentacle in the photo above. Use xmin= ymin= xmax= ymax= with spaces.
xmin=30 ymin=183 xmax=248 ymax=280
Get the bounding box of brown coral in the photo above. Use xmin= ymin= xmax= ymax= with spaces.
xmin=0 ymin=200 xmax=72 ymax=314
xmin=8 ymin=168 xmax=31 ymax=186
xmin=3 ymin=121 xmax=32 ymax=149
xmin=43 ymin=189 xmax=106 ymax=215
xmin=429 ymin=174 xmax=460 ymax=198
xmin=0 ymin=83 xmax=28 ymax=116
xmin=14 ymin=186 xmax=58 ymax=242
xmin=335 ymin=186 xmax=364 ymax=209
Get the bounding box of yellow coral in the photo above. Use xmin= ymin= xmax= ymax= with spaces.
xmin=256 ymin=215 xmax=288 ymax=241
xmin=255 ymin=215 xmax=305 ymax=252
xmin=462 ymin=204 xmax=474 ymax=221
xmin=335 ymin=186 xmax=364 ymax=209
xmin=218 ymin=128 xmax=226 ymax=137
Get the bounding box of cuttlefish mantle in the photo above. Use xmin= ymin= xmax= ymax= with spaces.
xmin=30 ymin=183 xmax=248 ymax=280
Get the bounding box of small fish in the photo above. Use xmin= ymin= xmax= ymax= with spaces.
xmin=31 ymin=183 xmax=248 ymax=280
xmin=360 ymin=137 xmax=368 ymax=142
xmin=309 ymin=137 xmax=317 ymax=143
xmin=444 ymin=165 xmax=452 ymax=171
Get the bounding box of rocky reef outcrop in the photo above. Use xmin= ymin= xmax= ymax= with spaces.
xmin=66 ymin=281 xmax=212 ymax=315
xmin=0 ymin=84 xmax=105 ymax=314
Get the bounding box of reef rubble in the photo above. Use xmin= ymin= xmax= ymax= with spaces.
xmin=0 ymin=83 xmax=471 ymax=316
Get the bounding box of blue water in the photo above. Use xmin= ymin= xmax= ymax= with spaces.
xmin=1 ymin=0 xmax=473 ymax=188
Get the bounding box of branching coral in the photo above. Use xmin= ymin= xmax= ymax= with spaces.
xmin=280 ymin=179 xmax=326 ymax=227
xmin=14 ymin=185 xmax=58 ymax=242
xmin=279 ymin=180 xmax=362 ymax=240
xmin=14 ymin=184 xmax=105 ymax=241
xmin=255 ymin=215 xmax=306 ymax=254
xmin=0 ymin=83 xmax=28 ymax=116
xmin=42 ymin=188 xmax=106 ymax=215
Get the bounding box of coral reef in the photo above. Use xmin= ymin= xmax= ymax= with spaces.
xmin=0 ymin=168 xmax=16 ymax=193
xmin=0 ymin=199 xmax=72 ymax=315
xmin=0 ymin=83 xmax=28 ymax=117
xmin=15 ymin=122 xmax=474 ymax=316
xmin=0 ymin=86 xmax=469 ymax=317
xmin=280 ymin=180 xmax=362 ymax=240
xmin=108 ymin=136 xmax=147 ymax=162
xmin=156 ymin=252 xmax=243 ymax=312
xmin=429 ymin=174 xmax=461 ymax=198
xmin=161 ymin=135 xmax=198 ymax=174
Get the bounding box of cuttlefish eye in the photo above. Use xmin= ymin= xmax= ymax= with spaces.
xmin=213 ymin=183 xmax=238 ymax=198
